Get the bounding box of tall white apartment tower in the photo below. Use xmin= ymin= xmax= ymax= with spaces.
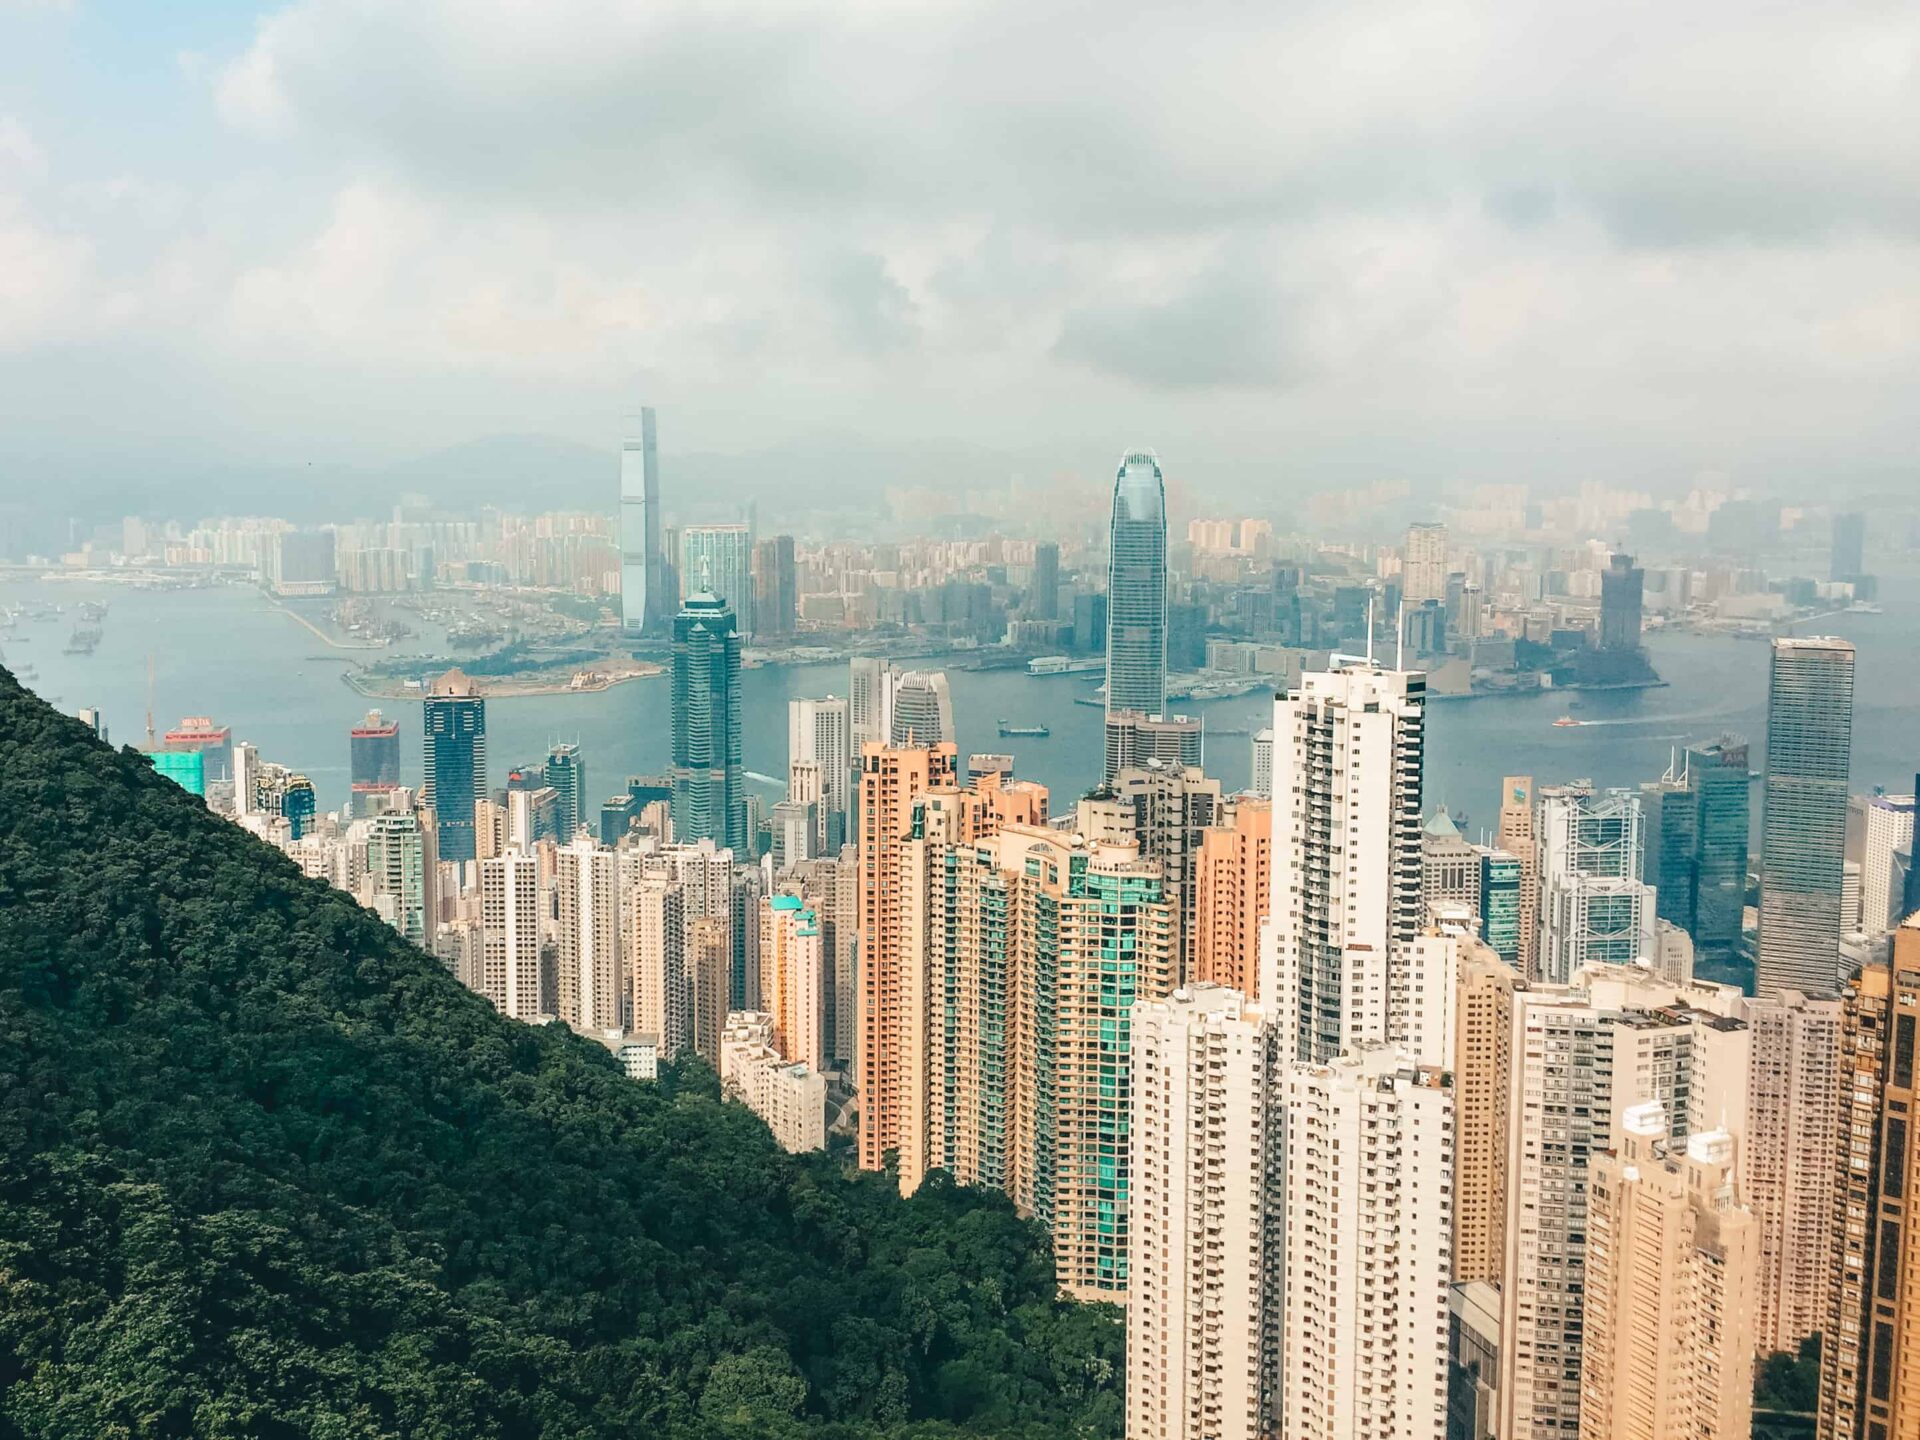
xmin=1126 ymin=984 xmax=1279 ymax=1440
xmin=480 ymin=848 xmax=543 ymax=1021
xmin=1280 ymin=1048 xmax=1454 ymax=1440
xmin=554 ymin=836 xmax=623 ymax=1032
xmin=1262 ymin=660 xmax=1426 ymax=1062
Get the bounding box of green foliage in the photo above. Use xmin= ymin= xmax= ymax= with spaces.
xmin=0 ymin=669 xmax=1120 ymax=1439
xmin=1754 ymin=1333 xmax=1821 ymax=1417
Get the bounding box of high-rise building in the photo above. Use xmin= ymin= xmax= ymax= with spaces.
xmin=751 ymin=534 xmax=798 ymax=640
xmin=680 ymin=523 xmax=753 ymax=634
xmin=1127 ymin=983 xmax=1278 ymax=1440
xmin=1195 ymin=796 xmax=1271 ymax=1000
xmin=365 ymin=810 xmax=437 ymax=947
xmin=479 ymin=848 xmax=542 ymax=1020
xmin=348 ymin=709 xmax=402 ymax=818
xmin=162 ymin=715 xmax=234 ymax=782
xmin=618 ymin=406 xmax=664 ymax=633
xmin=543 ymin=741 xmax=586 ymax=841
xmin=848 ymin=657 xmax=893 ymax=755
xmin=1079 ymin=764 xmax=1222 ymax=986
xmin=1578 ymin=1103 xmax=1757 ymax=1439
xmin=857 ymin=741 xmax=958 ymax=1182
xmin=789 ymin=695 xmax=851 ymax=853
xmin=1816 ymin=944 xmax=1920 ymax=1438
xmin=1280 ymin=1049 xmax=1454 ymax=1440
xmin=627 ymin=874 xmax=688 ymax=1058
xmin=554 ymin=836 xmax=622 ymax=1033
xmin=1403 ymin=521 xmax=1449 ymax=607
xmin=1831 ymin=509 xmax=1866 ymax=582
xmin=1029 ymin=540 xmax=1060 ymax=620
xmin=1536 ymin=782 xmax=1656 ymax=982
xmin=1863 ymin=793 xmax=1917 ymax=936
xmin=1262 ymin=660 xmax=1425 ymax=1063
xmin=1498 ymin=987 xmax=1697 ymax=1438
xmin=1757 ymin=636 xmax=1855 ymax=998
xmin=1497 ymin=776 xmax=1540 ymax=979
xmin=1599 ymin=551 xmax=1645 ymax=652
xmin=1106 ymin=448 xmax=1168 ymax=723
xmin=1452 ymin=941 xmax=1520 ymax=1286
xmin=1478 ymin=849 xmax=1524 ymax=965
xmin=669 ymin=586 xmax=745 ymax=852
xmin=1421 ymin=809 xmax=1482 ymax=920
xmin=422 ymin=668 xmax=487 ymax=866
xmin=887 ymin=670 xmax=954 ymax=748
xmin=1689 ymin=737 xmax=1752 ymax=962
xmin=1250 ymin=728 xmax=1273 ymax=799
xmin=758 ymin=892 xmax=825 ymax=1073
xmin=1744 ymin=989 xmax=1844 ymax=1357
xmin=1103 ymin=709 xmax=1202 ymax=780
xmin=686 ymin=914 xmax=730 ymax=1063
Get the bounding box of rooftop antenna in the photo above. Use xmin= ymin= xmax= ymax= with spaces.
xmin=1395 ymin=598 xmax=1406 ymax=671
xmin=1365 ymin=592 xmax=1376 ymax=665
xmin=144 ymin=652 xmax=156 ymax=748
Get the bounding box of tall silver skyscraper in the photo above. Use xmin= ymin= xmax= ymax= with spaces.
xmin=1757 ymin=635 xmax=1855 ymax=998
xmin=619 ymin=407 xmax=662 ymax=632
xmin=1105 ymin=448 xmax=1168 ymax=721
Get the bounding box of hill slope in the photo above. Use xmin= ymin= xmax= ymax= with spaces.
xmin=0 ymin=669 xmax=1120 ymax=1439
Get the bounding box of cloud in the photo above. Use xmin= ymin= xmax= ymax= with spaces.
xmin=3 ymin=0 xmax=1919 ymax=485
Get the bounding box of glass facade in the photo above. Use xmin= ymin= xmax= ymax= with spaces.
xmin=619 ymin=406 xmax=661 ymax=632
xmin=1758 ymin=637 xmax=1855 ymax=998
xmin=422 ymin=671 xmax=487 ymax=865
xmin=1480 ymin=850 xmax=1522 ymax=964
xmin=670 ymin=588 xmax=746 ymax=853
xmin=543 ymin=742 xmax=586 ymax=842
xmin=1104 ymin=449 xmax=1167 ymax=721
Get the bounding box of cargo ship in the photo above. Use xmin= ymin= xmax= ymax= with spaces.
xmin=997 ymin=720 xmax=1051 ymax=737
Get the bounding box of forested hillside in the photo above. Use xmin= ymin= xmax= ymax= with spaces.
xmin=0 ymin=668 xmax=1120 ymax=1438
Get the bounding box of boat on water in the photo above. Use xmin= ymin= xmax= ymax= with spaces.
xmin=64 ymin=626 xmax=101 ymax=656
xmin=1553 ymin=715 xmax=1582 ymax=728
xmin=997 ymin=719 xmax=1052 ymax=738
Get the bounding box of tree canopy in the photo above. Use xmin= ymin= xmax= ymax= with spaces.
xmin=0 ymin=667 xmax=1120 ymax=1439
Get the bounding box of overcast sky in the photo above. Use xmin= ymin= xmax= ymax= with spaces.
xmin=0 ymin=0 xmax=1916 ymax=498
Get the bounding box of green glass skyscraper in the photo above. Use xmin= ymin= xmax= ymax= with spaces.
xmin=670 ymin=585 xmax=745 ymax=852
xmin=1757 ymin=637 xmax=1854 ymax=998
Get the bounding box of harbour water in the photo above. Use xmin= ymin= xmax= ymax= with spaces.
xmin=5 ymin=572 xmax=1917 ymax=843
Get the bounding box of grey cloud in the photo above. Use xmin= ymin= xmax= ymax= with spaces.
xmin=1053 ymin=261 xmax=1311 ymax=389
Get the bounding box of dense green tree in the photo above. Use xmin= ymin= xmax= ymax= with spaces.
xmin=0 ymin=668 xmax=1120 ymax=1438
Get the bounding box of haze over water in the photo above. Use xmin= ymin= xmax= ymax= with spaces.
xmin=6 ymin=572 xmax=1916 ymax=844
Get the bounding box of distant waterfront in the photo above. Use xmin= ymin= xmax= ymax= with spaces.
xmin=6 ymin=571 xmax=1917 ymax=851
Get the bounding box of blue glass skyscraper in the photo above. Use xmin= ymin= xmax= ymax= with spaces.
xmin=422 ymin=667 xmax=487 ymax=864
xmin=670 ymin=585 xmax=745 ymax=852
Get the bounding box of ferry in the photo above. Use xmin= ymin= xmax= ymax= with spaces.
xmin=998 ymin=720 xmax=1051 ymax=738
xmin=1027 ymin=655 xmax=1104 ymax=677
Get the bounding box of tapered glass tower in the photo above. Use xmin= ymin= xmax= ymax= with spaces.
xmin=619 ymin=407 xmax=662 ymax=633
xmin=1105 ymin=449 xmax=1168 ymax=721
